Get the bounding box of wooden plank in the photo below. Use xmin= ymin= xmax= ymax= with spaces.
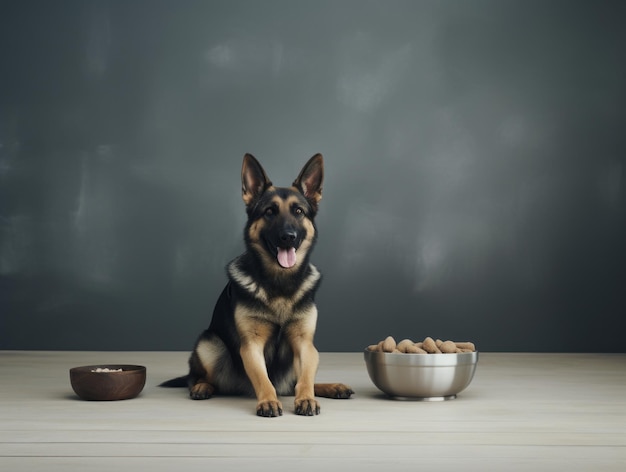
xmin=1 ymin=430 xmax=625 ymax=446
xmin=1 ymin=447 xmax=624 ymax=472
xmin=2 ymin=442 xmax=625 ymax=460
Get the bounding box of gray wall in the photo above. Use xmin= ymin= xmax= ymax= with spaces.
xmin=1 ymin=0 xmax=625 ymax=352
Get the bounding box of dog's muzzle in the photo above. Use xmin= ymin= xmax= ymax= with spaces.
xmin=276 ymin=229 xmax=298 ymax=268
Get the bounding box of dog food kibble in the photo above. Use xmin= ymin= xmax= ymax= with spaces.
xmin=405 ymin=344 xmax=427 ymax=354
xmin=366 ymin=336 xmax=476 ymax=354
xmin=422 ymin=337 xmax=441 ymax=353
xmin=454 ymin=342 xmax=476 ymax=352
xmin=381 ymin=336 xmax=397 ymax=353
xmin=396 ymin=339 xmax=414 ymax=352
xmin=439 ymin=340 xmax=458 ymax=353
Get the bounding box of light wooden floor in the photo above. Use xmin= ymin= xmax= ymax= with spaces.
xmin=1 ymin=351 xmax=625 ymax=471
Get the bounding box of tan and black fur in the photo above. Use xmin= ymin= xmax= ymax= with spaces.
xmin=161 ymin=153 xmax=354 ymax=416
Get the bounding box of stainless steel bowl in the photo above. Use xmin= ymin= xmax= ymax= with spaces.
xmin=364 ymin=350 xmax=478 ymax=400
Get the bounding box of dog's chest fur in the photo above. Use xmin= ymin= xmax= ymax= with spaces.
xmin=227 ymin=257 xmax=321 ymax=324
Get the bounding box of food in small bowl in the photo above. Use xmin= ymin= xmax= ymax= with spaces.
xmin=364 ymin=336 xmax=478 ymax=400
xmin=69 ymin=364 xmax=146 ymax=401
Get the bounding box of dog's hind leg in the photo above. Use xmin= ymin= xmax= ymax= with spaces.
xmin=190 ymin=380 xmax=216 ymax=400
xmin=314 ymin=383 xmax=355 ymax=399
xmin=188 ymin=335 xmax=222 ymax=400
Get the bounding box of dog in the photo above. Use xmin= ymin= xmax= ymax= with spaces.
xmin=161 ymin=153 xmax=354 ymax=417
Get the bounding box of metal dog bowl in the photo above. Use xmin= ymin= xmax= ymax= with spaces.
xmin=364 ymin=350 xmax=478 ymax=400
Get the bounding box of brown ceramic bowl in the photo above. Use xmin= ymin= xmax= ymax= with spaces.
xmin=69 ymin=365 xmax=146 ymax=401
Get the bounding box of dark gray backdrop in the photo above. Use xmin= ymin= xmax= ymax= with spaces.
xmin=1 ymin=0 xmax=625 ymax=352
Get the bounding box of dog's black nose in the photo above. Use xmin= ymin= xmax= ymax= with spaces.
xmin=279 ymin=229 xmax=297 ymax=244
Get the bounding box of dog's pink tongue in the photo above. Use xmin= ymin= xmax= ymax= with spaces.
xmin=277 ymin=247 xmax=297 ymax=268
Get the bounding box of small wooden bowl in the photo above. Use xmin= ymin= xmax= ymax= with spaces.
xmin=69 ymin=365 xmax=146 ymax=401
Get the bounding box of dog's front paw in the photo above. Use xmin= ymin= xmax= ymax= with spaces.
xmin=295 ymin=398 xmax=321 ymax=416
xmin=256 ymin=400 xmax=283 ymax=417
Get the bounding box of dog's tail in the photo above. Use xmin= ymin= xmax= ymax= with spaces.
xmin=159 ymin=375 xmax=188 ymax=388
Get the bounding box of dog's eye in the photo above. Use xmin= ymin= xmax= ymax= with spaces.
xmin=294 ymin=207 xmax=304 ymax=216
xmin=264 ymin=207 xmax=276 ymax=217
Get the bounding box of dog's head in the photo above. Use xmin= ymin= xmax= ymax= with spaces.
xmin=241 ymin=153 xmax=324 ymax=273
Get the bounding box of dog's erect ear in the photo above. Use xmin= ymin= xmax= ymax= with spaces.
xmin=293 ymin=153 xmax=324 ymax=207
xmin=242 ymin=153 xmax=272 ymax=207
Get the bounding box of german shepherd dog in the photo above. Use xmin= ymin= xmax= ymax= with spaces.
xmin=161 ymin=154 xmax=354 ymax=416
